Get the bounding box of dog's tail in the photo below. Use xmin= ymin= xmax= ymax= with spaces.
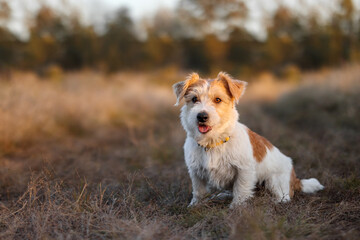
xmin=300 ymin=178 xmax=324 ymax=193
xmin=291 ymin=168 xmax=324 ymax=195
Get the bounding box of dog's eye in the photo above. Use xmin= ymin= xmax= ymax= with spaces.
xmin=192 ymin=96 xmax=199 ymax=103
xmin=215 ymin=98 xmax=222 ymax=103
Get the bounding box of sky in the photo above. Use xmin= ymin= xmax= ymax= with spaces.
xmin=4 ymin=0 xmax=179 ymax=38
xmin=3 ymin=0 xmax=360 ymax=40
xmin=98 ymin=0 xmax=178 ymax=19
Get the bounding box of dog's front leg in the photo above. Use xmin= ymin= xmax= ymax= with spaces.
xmin=188 ymin=171 xmax=208 ymax=207
xmin=230 ymin=168 xmax=256 ymax=209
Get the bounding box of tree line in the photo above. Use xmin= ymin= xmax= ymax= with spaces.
xmin=0 ymin=0 xmax=359 ymax=77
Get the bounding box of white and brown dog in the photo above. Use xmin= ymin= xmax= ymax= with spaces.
xmin=173 ymin=72 xmax=324 ymax=208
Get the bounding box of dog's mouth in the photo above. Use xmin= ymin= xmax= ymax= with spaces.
xmin=198 ymin=124 xmax=212 ymax=134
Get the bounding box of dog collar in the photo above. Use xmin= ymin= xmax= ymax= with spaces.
xmin=198 ymin=136 xmax=230 ymax=151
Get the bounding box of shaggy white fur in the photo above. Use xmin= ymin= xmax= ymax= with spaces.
xmin=173 ymin=72 xmax=324 ymax=208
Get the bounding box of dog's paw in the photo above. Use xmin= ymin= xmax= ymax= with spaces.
xmin=229 ymin=199 xmax=248 ymax=209
xmin=276 ymin=195 xmax=291 ymax=203
xmin=210 ymin=191 xmax=233 ymax=201
xmin=187 ymin=198 xmax=199 ymax=208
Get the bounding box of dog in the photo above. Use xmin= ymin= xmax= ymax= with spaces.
xmin=173 ymin=72 xmax=324 ymax=208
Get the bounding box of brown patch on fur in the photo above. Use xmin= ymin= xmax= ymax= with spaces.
xmin=247 ymin=129 xmax=273 ymax=163
xmin=173 ymin=73 xmax=200 ymax=105
xmin=207 ymin=79 xmax=236 ymax=123
xmin=217 ymin=72 xmax=247 ymax=102
xmin=208 ymin=79 xmax=232 ymax=101
xmin=187 ymin=79 xmax=207 ymax=92
xmin=289 ymin=168 xmax=302 ymax=198
xmin=173 ymin=72 xmax=248 ymax=105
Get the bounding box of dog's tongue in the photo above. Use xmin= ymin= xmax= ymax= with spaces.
xmin=198 ymin=125 xmax=210 ymax=133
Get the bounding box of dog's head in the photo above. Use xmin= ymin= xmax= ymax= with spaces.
xmin=173 ymin=72 xmax=247 ymax=143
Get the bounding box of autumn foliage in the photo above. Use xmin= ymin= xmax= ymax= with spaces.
xmin=0 ymin=0 xmax=359 ymax=76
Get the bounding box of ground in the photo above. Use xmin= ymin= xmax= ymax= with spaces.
xmin=0 ymin=66 xmax=359 ymax=239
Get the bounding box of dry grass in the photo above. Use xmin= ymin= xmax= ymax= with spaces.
xmin=0 ymin=65 xmax=359 ymax=239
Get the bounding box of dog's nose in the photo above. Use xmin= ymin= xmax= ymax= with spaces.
xmin=197 ymin=112 xmax=209 ymax=122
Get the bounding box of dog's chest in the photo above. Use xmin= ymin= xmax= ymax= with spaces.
xmin=194 ymin=151 xmax=237 ymax=189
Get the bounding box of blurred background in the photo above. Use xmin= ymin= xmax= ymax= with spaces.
xmin=0 ymin=0 xmax=359 ymax=239
xmin=0 ymin=0 xmax=360 ymax=76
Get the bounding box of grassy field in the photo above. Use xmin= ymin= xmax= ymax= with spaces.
xmin=0 ymin=66 xmax=359 ymax=239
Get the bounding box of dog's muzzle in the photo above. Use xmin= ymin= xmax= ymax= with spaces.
xmin=197 ymin=111 xmax=208 ymax=123
xmin=197 ymin=111 xmax=212 ymax=134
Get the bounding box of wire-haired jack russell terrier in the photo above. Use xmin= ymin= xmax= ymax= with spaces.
xmin=173 ymin=72 xmax=324 ymax=208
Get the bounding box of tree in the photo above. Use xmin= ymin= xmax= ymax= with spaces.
xmin=102 ymin=8 xmax=141 ymax=71
xmin=25 ymin=7 xmax=67 ymax=69
xmin=177 ymin=0 xmax=248 ymax=39
xmin=61 ymin=18 xmax=100 ymax=69
xmin=264 ymin=7 xmax=303 ymax=70
xmin=0 ymin=1 xmax=19 ymax=72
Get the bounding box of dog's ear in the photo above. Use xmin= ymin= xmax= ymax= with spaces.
xmin=173 ymin=73 xmax=200 ymax=106
xmin=218 ymin=72 xmax=247 ymax=103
